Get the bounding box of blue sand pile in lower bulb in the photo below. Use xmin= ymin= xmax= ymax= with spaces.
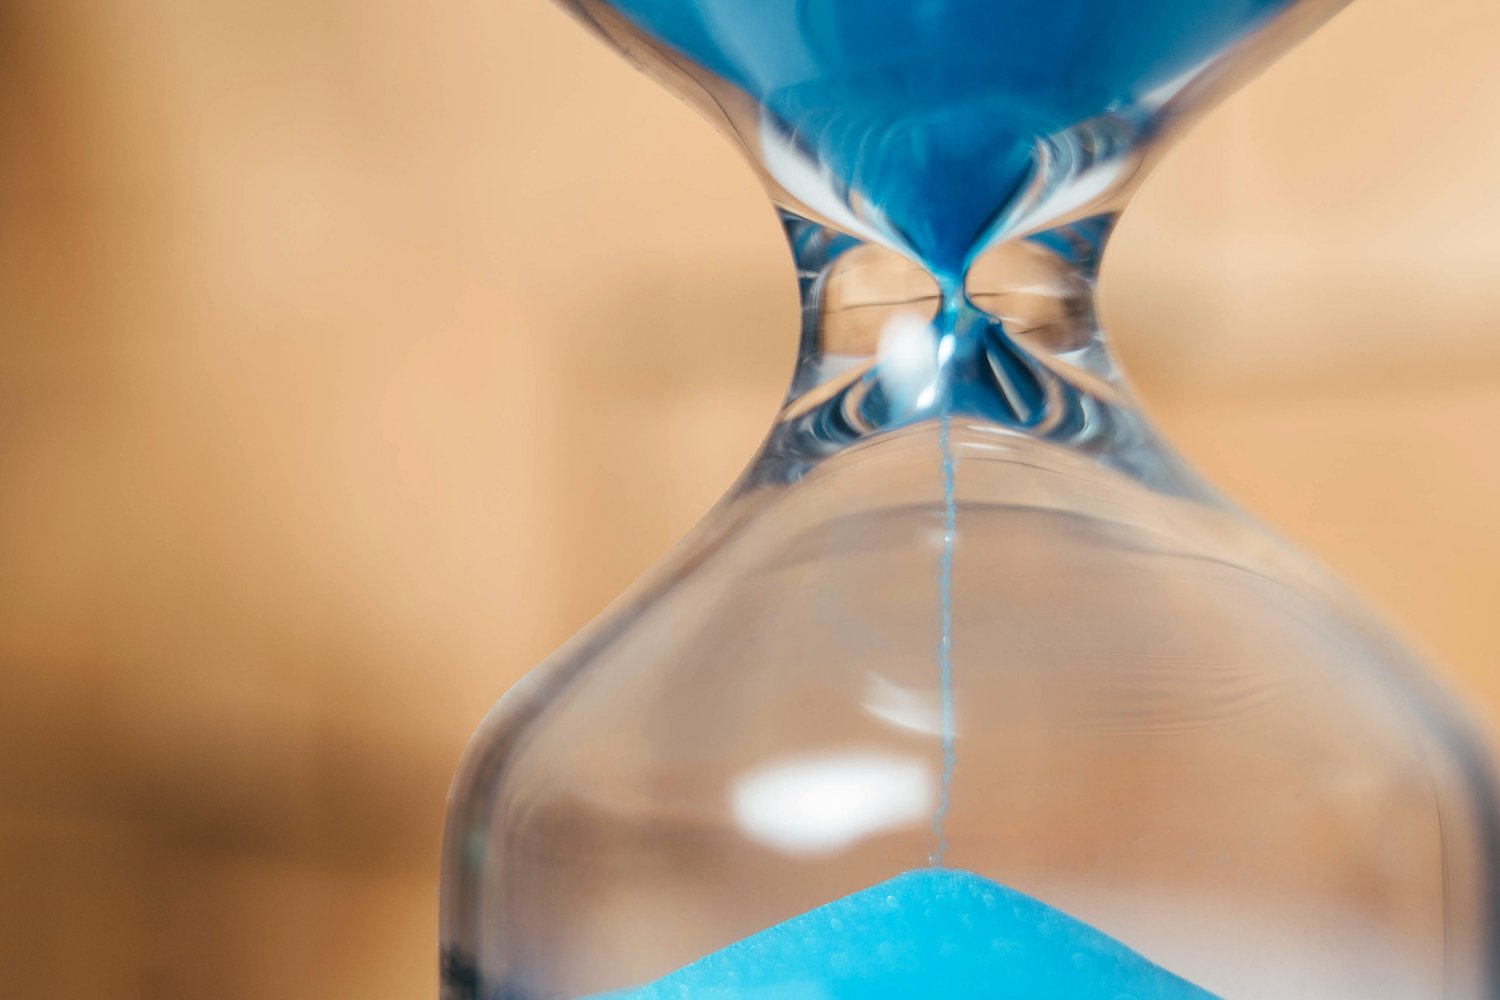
xmin=591 ymin=867 xmax=1219 ymax=999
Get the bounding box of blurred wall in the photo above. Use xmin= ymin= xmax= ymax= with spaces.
xmin=1 ymin=0 xmax=1498 ymax=997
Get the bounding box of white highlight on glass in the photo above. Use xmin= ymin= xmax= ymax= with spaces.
xmin=862 ymin=674 xmax=947 ymax=737
xmin=877 ymin=312 xmax=940 ymax=414
xmin=759 ymin=113 xmax=891 ymax=250
xmin=731 ymin=751 xmax=935 ymax=857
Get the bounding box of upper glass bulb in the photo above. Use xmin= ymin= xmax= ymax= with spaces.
xmin=571 ymin=0 xmax=1343 ymax=279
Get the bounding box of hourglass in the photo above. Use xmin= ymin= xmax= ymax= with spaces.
xmin=441 ymin=1 xmax=1500 ymax=997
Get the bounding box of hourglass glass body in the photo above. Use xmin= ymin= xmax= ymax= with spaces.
xmin=440 ymin=2 xmax=1500 ymax=997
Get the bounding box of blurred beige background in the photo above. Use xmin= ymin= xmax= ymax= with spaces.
xmin=2 ymin=0 xmax=1498 ymax=997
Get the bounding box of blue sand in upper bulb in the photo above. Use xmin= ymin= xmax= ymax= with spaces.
xmin=592 ymin=867 xmax=1219 ymax=999
xmin=603 ymin=0 xmax=1295 ymax=278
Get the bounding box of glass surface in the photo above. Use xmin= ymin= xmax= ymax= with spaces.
xmin=441 ymin=2 xmax=1500 ymax=997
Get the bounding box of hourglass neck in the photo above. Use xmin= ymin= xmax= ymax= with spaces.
xmin=752 ymin=212 xmax=1208 ymax=499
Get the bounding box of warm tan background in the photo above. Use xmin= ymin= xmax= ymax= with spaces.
xmin=2 ymin=0 xmax=1498 ymax=997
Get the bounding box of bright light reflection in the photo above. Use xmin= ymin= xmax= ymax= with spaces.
xmin=862 ymin=674 xmax=946 ymax=737
xmin=732 ymin=751 xmax=934 ymax=857
xmin=877 ymin=312 xmax=939 ymax=414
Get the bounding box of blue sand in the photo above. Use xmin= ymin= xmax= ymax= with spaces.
xmin=604 ymin=0 xmax=1297 ymax=277
xmin=593 ymin=867 xmax=1219 ymax=998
